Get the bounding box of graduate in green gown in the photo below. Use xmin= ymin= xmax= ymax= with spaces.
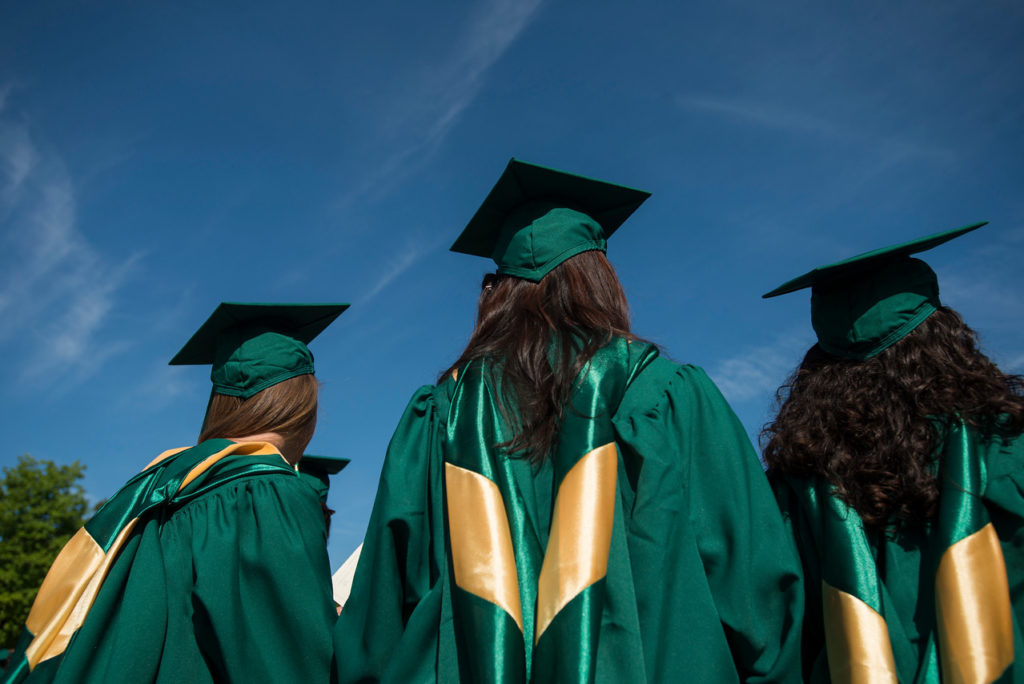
xmin=334 ymin=159 xmax=803 ymax=683
xmin=3 ymin=302 xmax=347 ymax=684
xmin=299 ymin=454 xmax=351 ymax=536
xmin=761 ymin=223 xmax=1024 ymax=683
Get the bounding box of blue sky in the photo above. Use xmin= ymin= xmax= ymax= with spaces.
xmin=2 ymin=0 xmax=1022 ymax=567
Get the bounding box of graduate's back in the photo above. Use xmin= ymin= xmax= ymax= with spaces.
xmin=762 ymin=223 xmax=1024 ymax=682
xmin=3 ymin=303 xmax=345 ymax=684
xmin=333 ymin=159 xmax=804 ymax=683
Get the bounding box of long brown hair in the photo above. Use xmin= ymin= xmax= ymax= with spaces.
xmin=199 ymin=373 xmax=319 ymax=446
xmin=763 ymin=307 xmax=1024 ymax=529
xmin=442 ymin=249 xmax=639 ymax=462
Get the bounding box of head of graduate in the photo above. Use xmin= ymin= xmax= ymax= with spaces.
xmin=298 ymin=454 xmax=350 ymax=534
xmin=760 ymin=222 xmax=1024 ymax=529
xmin=170 ymin=302 xmax=348 ymax=466
xmin=444 ymin=158 xmax=651 ymax=463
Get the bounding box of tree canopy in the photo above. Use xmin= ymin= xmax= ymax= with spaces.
xmin=0 ymin=455 xmax=92 ymax=648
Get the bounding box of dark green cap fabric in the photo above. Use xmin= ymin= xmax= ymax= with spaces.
xmin=810 ymin=258 xmax=940 ymax=359
xmin=169 ymin=302 xmax=348 ymax=398
xmin=762 ymin=222 xmax=986 ymax=360
xmin=298 ymin=454 xmax=351 ymax=502
xmin=451 ymin=158 xmax=650 ymax=281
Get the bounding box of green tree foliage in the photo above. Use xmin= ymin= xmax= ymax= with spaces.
xmin=0 ymin=455 xmax=91 ymax=648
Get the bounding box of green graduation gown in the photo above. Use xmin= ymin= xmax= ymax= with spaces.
xmin=774 ymin=420 xmax=1024 ymax=683
xmin=334 ymin=339 xmax=803 ymax=683
xmin=3 ymin=439 xmax=336 ymax=684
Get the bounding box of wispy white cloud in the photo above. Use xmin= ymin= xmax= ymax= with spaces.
xmin=676 ymin=94 xmax=850 ymax=140
xmin=675 ymin=93 xmax=951 ymax=161
xmin=707 ymin=332 xmax=812 ymax=405
xmin=425 ymin=0 xmax=544 ymax=135
xmin=941 ymin=272 xmax=1024 ymax=320
xmin=0 ymin=98 xmax=139 ymax=389
xmin=0 ymin=123 xmax=38 ymax=216
xmin=674 ymin=91 xmax=960 ymax=230
xmin=358 ymin=232 xmax=451 ymax=304
xmin=361 ymin=242 xmax=424 ymax=303
xmin=940 ymin=227 xmax=1024 ymax=322
xmin=341 ymin=0 xmax=545 ymax=204
xmin=118 ymin=363 xmax=200 ymax=413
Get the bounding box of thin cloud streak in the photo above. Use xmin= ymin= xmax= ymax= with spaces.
xmin=707 ymin=332 xmax=811 ymax=405
xmin=341 ymin=0 xmax=545 ymax=205
xmin=119 ymin=363 xmax=200 ymax=413
xmin=675 ymin=93 xmax=952 ymax=160
xmin=677 ymin=94 xmax=850 ymax=140
xmin=0 ymin=102 xmax=139 ymax=388
xmin=361 ymin=243 xmax=424 ymax=303
xmin=0 ymin=124 xmax=37 ymax=218
xmin=942 ymin=273 xmax=1024 ymax=320
xmin=940 ymin=228 xmax=1024 ymax=331
xmin=359 ymin=233 xmax=449 ymax=304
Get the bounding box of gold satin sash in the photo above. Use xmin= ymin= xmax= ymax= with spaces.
xmin=24 ymin=524 xmax=135 ymax=667
xmin=445 ymin=462 xmax=524 ymax=631
xmin=936 ymin=522 xmax=1013 ymax=684
xmin=535 ymin=443 xmax=618 ymax=641
xmin=822 ymin=581 xmax=899 ymax=684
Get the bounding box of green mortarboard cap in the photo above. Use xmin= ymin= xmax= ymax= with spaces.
xmin=450 ymin=158 xmax=651 ymax=281
xmin=169 ymin=302 xmax=349 ymax=398
xmin=762 ymin=222 xmax=986 ymax=360
xmin=298 ymin=454 xmax=351 ymax=502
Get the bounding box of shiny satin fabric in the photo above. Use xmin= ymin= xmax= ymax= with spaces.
xmin=535 ymin=443 xmax=618 ymax=642
xmin=444 ymin=359 xmax=535 ymax=679
xmin=442 ymin=340 xmax=636 ymax=682
xmin=936 ymin=524 xmax=1013 ymax=683
xmin=22 ymin=527 xmax=116 ymax=668
xmin=934 ymin=423 xmax=1013 ymax=683
xmin=445 ymin=462 xmax=524 ymax=631
xmin=822 ymin=581 xmax=899 ymax=684
xmin=790 ymin=419 xmax=1015 ymax=683
xmin=4 ymin=440 xmax=292 ymax=682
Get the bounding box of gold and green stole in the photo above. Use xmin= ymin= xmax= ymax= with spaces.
xmin=2 ymin=439 xmax=293 ymax=684
xmin=441 ymin=340 xmax=653 ymax=683
xmin=794 ymin=420 xmax=1013 ymax=683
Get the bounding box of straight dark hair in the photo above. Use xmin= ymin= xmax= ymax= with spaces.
xmin=442 ymin=249 xmax=640 ymax=463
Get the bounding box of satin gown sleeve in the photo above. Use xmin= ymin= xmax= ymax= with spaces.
xmin=333 ymin=386 xmax=453 ymax=684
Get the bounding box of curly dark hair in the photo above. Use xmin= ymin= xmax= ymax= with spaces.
xmin=762 ymin=307 xmax=1024 ymax=529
